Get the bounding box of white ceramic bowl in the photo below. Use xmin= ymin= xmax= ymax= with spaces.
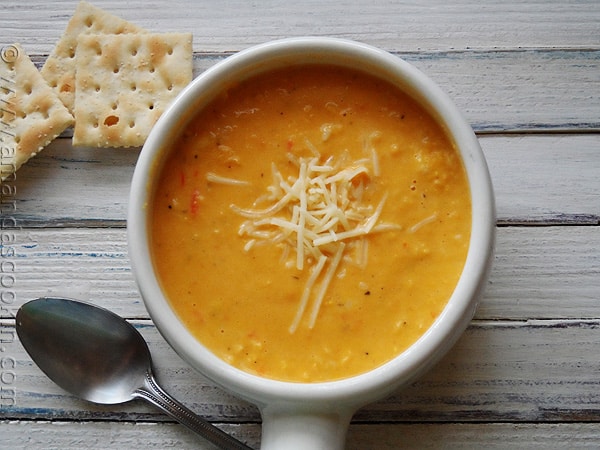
xmin=128 ymin=37 xmax=495 ymax=449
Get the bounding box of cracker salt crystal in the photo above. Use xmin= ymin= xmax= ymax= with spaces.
xmin=72 ymin=32 xmax=193 ymax=148
xmin=1 ymin=43 xmax=74 ymax=181
xmin=41 ymin=0 xmax=145 ymax=113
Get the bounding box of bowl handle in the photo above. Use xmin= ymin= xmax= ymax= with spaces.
xmin=259 ymin=407 xmax=353 ymax=450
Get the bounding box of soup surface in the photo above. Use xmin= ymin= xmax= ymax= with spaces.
xmin=150 ymin=64 xmax=471 ymax=382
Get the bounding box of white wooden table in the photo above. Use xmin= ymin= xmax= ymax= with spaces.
xmin=1 ymin=1 xmax=599 ymax=448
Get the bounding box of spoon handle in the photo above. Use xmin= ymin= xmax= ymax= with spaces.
xmin=133 ymin=371 xmax=254 ymax=450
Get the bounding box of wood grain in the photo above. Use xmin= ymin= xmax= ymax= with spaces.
xmin=3 ymin=319 xmax=600 ymax=423
xmin=3 ymin=421 xmax=600 ymax=450
xmin=1 ymin=1 xmax=598 ymax=448
xmin=20 ymin=49 xmax=600 ymax=132
xmin=5 ymin=134 xmax=599 ymax=226
xmin=1 ymin=0 xmax=599 ymax=53
xmin=0 ymin=226 xmax=598 ymax=320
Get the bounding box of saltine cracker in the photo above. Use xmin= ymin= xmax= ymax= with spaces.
xmin=40 ymin=0 xmax=145 ymax=113
xmin=1 ymin=44 xmax=74 ymax=181
xmin=72 ymin=32 xmax=193 ymax=148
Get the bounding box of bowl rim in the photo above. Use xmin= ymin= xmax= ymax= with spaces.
xmin=128 ymin=36 xmax=495 ymax=409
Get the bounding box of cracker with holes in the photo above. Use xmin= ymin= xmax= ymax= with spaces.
xmin=72 ymin=32 xmax=192 ymax=148
xmin=1 ymin=43 xmax=74 ymax=181
xmin=41 ymin=0 xmax=145 ymax=114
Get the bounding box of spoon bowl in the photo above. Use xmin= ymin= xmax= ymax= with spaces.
xmin=17 ymin=297 xmax=149 ymax=404
xmin=16 ymin=297 xmax=253 ymax=450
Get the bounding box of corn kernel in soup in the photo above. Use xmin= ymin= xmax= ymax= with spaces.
xmin=150 ymin=64 xmax=471 ymax=382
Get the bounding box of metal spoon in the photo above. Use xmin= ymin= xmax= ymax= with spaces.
xmin=16 ymin=297 xmax=253 ymax=450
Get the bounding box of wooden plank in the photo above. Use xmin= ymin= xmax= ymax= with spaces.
xmin=0 ymin=421 xmax=259 ymax=450
xmin=1 ymin=225 xmax=599 ymax=320
xmin=482 ymin=135 xmax=600 ymax=224
xmin=481 ymin=227 xmax=600 ymax=320
xmin=359 ymin=320 xmax=600 ymax=422
xmin=3 ymin=319 xmax=600 ymax=424
xmin=1 ymin=0 xmax=599 ymax=54
xmin=4 ymin=134 xmax=600 ymax=225
xmin=0 ymin=228 xmax=141 ymax=318
xmin=2 ymin=421 xmax=600 ymax=450
xmin=21 ymin=49 xmax=600 ymax=132
xmin=348 ymin=423 xmax=600 ymax=449
xmin=405 ymin=50 xmax=600 ymax=133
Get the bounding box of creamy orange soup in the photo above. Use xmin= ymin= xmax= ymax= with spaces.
xmin=150 ymin=65 xmax=471 ymax=382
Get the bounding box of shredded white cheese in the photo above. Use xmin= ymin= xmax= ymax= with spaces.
xmin=409 ymin=213 xmax=438 ymax=233
xmin=206 ymin=172 xmax=250 ymax=186
xmin=231 ymin=139 xmax=399 ymax=332
xmin=307 ymin=242 xmax=346 ymax=329
xmin=289 ymin=254 xmax=327 ymax=334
